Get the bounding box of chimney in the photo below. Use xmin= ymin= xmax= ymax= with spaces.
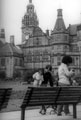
xmin=10 ymin=35 xmax=15 ymax=45
xmin=46 ymin=29 xmax=49 ymax=36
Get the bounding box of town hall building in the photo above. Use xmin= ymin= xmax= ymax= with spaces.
xmin=0 ymin=0 xmax=81 ymax=78
xmin=21 ymin=0 xmax=81 ymax=75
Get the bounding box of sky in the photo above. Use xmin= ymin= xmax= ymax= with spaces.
xmin=0 ymin=0 xmax=81 ymax=45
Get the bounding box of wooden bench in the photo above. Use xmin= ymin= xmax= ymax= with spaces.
xmin=21 ymin=86 xmax=81 ymax=120
xmin=0 ymin=88 xmax=12 ymax=111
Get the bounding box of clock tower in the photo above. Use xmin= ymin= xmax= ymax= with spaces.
xmin=21 ymin=0 xmax=39 ymax=43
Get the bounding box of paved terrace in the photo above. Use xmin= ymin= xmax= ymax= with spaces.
xmin=0 ymin=80 xmax=81 ymax=120
xmin=0 ymin=105 xmax=81 ymax=120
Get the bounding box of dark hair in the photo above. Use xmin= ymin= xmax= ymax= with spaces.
xmin=45 ymin=65 xmax=52 ymax=71
xmin=62 ymin=55 xmax=72 ymax=65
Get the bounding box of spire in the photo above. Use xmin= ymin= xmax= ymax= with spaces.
xmin=52 ymin=9 xmax=66 ymax=34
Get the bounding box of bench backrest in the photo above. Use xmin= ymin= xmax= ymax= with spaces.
xmin=56 ymin=86 xmax=81 ymax=105
xmin=21 ymin=86 xmax=81 ymax=109
xmin=0 ymin=88 xmax=12 ymax=110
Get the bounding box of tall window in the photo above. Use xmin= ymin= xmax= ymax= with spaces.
xmin=64 ymin=35 xmax=67 ymax=41
xmin=33 ymin=51 xmax=40 ymax=62
xmin=42 ymin=50 xmax=50 ymax=62
xmin=1 ymin=58 xmax=5 ymax=66
xmin=27 ymin=51 xmax=32 ymax=63
xmin=76 ymin=57 xmax=79 ymax=66
xmin=51 ymin=57 xmax=54 ymax=64
xmin=33 ymin=38 xmax=40 ymax=46
xmin=57 ymin=45 xmax=62 ymax=51
xmin=71 ymin=57 xmax=75 ymax=66
xmin=20 ymin=59 xmax=23 ymax=66
xmin=15 ymin=58 xmax=18 ymax=66
xmin=57 ymin=56 xmax=61 ymax=65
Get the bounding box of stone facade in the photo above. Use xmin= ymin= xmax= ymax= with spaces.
xmin=0 ymin=35 xmax=24 ymax=78
xmin=0 ymin=0 xmax=81 ymax=78
xmin=21 ymin=0 xmax=81 ymax=75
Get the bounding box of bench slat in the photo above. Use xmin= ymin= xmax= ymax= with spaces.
xmin=22 ymin=86 xmax=81 ymax=108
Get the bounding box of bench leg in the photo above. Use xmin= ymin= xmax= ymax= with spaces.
xmin=21 ymin=108 xmax=25 ymax=120
xmin=73 ymin=104 xmax=77 ymax=119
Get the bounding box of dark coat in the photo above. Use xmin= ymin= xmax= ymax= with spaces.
xmin=42 ymin=71 xmax=53 ymax=87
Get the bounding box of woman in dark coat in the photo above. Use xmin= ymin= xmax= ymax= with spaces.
xmin=39 ymin=65 xmax=54 ymax=114
xmin=42 ymin=65 xmax=53 ymax=87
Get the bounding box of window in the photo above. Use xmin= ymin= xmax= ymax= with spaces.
xmin=26 ymin=51 xmax=32 ymax=63
xmin=51 ymin=46 xmax=54 ymax=50
xmin=65 ymin=35 xmax=67 ymax=41
xmin=1 ymin=58 xmax=5 ymax=66
xmin=33 ymin=38 xmax=40 ymax=46
xmin=57 ymin=45 xmax=61 ymax=51
xmin=27 ymin=55 xmax=32 ymax=63
xmin=33 ymin=51 xmax=41 ymax=62
xmin=51 ymin=57 xmax=54 ymax=64
xmin=20 ymin=59 xmax=23 ymax=66
xmin=64 ymin=45 xmax=68 ymax=52
xmin=34 ymin=55 xmax=40 ymax=62
xmin=76 ymin=57 xmax=79 ymax=66
xmin=42 ymin=50 xmax=50 ymax=62
xmin=57 ymin=56 xmax=61 ymax=65
xmin=71 ymin=57 xmax=75 ymax=66
xmin=0 ymin=33 xmax=5 ymax=38
xmin=15 ymin=58 xmax=18 ymax=66
xmin=71 ymin=45 xmax=79 ymax=52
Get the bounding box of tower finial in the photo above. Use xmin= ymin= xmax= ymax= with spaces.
xmin=29 ymin=0 xmax=32 ymax=3
xmin=57 ymin=9 xmax=62 ymax=17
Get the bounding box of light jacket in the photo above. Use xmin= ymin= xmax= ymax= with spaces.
xmin=58 ymin=63 xmax=73 ymax=85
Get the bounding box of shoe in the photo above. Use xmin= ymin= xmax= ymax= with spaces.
xmin=65 ymin=113 xmax=72 ymax=116
xmin=39 ymin=110 xmax=46 ymax=115
xmin=57 ymin=113 xmax=62 ymax=116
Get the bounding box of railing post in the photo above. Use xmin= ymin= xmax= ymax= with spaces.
xmin=21 ymin=108 xmax=25 ymax=120
xmin=73 ymin=104 xmax=77 ymax=118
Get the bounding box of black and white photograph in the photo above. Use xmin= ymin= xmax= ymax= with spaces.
xmin=0 ymin=0 xmax=81 ymax=120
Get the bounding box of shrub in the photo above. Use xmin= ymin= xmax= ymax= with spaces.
xmin=13 ymin=70 xmax=21 ymax=79
xmin=23 ymin=69 xmax=38 ymax=83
